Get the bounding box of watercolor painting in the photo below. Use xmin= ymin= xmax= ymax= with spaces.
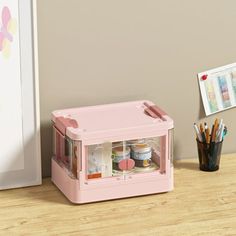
xmin=204 ymin=80 xmax=219 ymax=113
xmin=198 ymin=63 xmax=236 ymax=116
xmin=0 ymin=5 xmax=17 ymax=59
xmin=218 ymin=75 xmax=231 ymax=108
xmin=231 ymin=71 xmax=236 ymax=101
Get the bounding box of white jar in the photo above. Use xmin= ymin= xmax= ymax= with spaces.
xmin=131 ymin=144 xmax=152 ymax=167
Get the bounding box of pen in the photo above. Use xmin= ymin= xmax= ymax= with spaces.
xmin=215 ymin=119 xmax=224 ymax=142
xmin=194 ymin=123 xmax=203 ymax=142
xmin=218 ymin=119 xmax=223 ymax=130
xmin=205 ymin=127 xmax=210 ymax=144
xmin=200 ymin=123 xmax=206 ymax=143
xmin=200 ymin=123 xmax=204 ymax=133
xmin=218 ymin=124 xmax=225 ymax=142
xmin=211 ymin=118 xmax=219 ymax=143
xmin=216 ymin=126 xmax=221 ymax=142
xmin=209 ymin=119 xmax=219 ymax=168
xmin=210 ymin=124 xmax=215 ymax=144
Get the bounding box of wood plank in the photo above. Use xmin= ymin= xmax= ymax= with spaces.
xmin=0 ymin=154 xmax=235 ymax=235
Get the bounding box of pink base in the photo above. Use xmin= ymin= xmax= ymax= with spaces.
xmin=52 ymin=159 xmax=174 ymax=204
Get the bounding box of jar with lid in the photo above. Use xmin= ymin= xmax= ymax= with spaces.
xmin=112 ymin=146 xmax=131 ymax=171
xmin=131 ymin=144 xmax=152 ymax=167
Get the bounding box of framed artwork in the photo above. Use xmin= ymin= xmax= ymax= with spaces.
xmin=0 ymin=0 xmax=41 ymax=189
xmin=198 ymin=63 xmax=236 ymax=116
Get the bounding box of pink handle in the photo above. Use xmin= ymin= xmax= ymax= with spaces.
xmin=143 ymin=102 xmax=166 ymax=119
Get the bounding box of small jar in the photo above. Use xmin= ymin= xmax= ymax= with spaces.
xmin=131 ymin=144 xmax=152 ymax=167
xmin=112 ymin=146 xmax=131 ymax=171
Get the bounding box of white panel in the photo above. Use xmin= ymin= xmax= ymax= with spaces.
xmin=0 ymin=0 xmax=41 ymax=189
xmin=0 ymin=0 xmax=24 ymax=172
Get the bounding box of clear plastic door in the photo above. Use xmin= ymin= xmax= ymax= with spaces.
xmin=52 ymin=126 xmax=81 ymax=178
xmin=85 ymin=135 xmax=167 ymax=180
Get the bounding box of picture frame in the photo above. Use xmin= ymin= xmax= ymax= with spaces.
xmin=198 ymin=63 xmax=236 ymax=116
xmin=0 ymin=0 xmax=41 ymax=189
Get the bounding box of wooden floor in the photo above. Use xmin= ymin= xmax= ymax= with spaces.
xmin=0 ymin=154 xmax=236 ymax=235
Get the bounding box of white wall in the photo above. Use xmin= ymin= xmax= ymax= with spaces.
xmin=37 ymin=0 xmax=236 ymax=176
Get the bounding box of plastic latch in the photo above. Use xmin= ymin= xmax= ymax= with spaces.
xmin=55 ymin=116 xmax=78 ymax=134
xmin=143 ymin=102 xmax=166 ymax=119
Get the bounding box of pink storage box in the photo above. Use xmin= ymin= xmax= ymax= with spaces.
xmin=51 ymin=100 xmax=174 ymax=203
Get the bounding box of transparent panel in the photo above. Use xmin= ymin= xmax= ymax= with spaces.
xmin=112 ymin=141 xmax=134 ymax=176
xmin=72 ymin=141 xmax=81 ymax=178
xmin=63 ymin=136 xmax=72 ymax=169
xmin=52 ymin=125 xmax=56 ymax=156
xmin=85 ymin=136 xmax=167 ymax=180
xmin=128 ymin=137 xmax=162 ymax=174
xmin=87 ymin=142 xmax=113 ymax=179
xmin=53 ymin=126 xmax=80 ymax=177
xmin=168 ymin=128 xmax=174 ymax=167
xmin=53 ymin=126 xmax=64 ymax=163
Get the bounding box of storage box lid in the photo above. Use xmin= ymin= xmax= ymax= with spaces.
xmin=52 ymin=100 xmax=173 ymax=142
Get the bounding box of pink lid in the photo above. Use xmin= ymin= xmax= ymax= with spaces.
xmin=52 ymin=100 xmax=173 ymax=142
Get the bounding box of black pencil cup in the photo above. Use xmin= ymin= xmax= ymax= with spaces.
xmin=196 ymin=139 xmax=223 ymax=171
